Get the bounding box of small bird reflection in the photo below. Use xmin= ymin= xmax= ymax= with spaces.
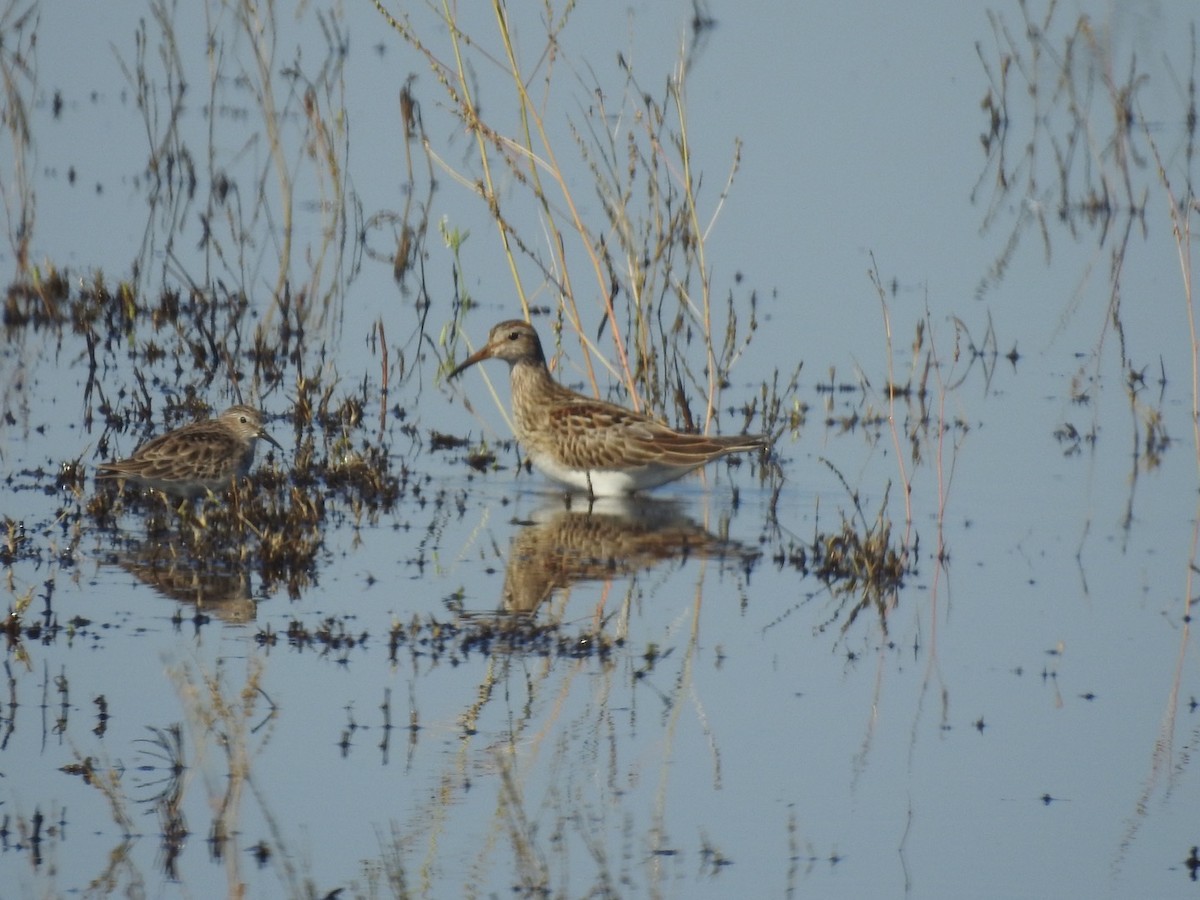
xmin=500 ymin=496 xmax=757 ymax=615
xmin=109 ymin=536 xmax=257 ymax=624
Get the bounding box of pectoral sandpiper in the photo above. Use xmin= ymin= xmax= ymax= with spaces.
xmin=97 ymin=404 xmax=283 ymax=496
xmin=447 ymin=320 xmax=768 ymax=497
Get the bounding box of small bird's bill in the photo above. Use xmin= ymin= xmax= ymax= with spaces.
xmin=447 ymin=345 xmax=494 ymax=380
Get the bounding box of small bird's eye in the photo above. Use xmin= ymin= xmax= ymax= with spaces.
xmin=508 ymin=331 xmax=520 ymax=341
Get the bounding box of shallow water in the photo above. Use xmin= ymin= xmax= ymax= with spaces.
xmin=3 ymin=2 xmax=1200 ymax=898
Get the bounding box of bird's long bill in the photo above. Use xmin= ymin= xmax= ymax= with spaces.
xmin=447 ymin=345 xmax=494 ymax=380
xmin=260 ymin=430 xmax=285 ymax=451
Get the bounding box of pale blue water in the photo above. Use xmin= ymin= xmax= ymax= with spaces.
xmin=2 ymin=1 xmax=1199 ymax=897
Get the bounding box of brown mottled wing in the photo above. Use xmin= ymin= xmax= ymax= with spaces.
xmin=97 ymin=420 xmax=247 ymax=482
xmin=543 ymin=398 xmax=766 ymax=470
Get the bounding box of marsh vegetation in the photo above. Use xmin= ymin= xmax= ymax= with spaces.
xmin=1 ymin=1 xmax=1198 ymax=897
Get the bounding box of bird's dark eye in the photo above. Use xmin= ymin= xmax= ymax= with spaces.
xmin=508 ymin=331 xmax=520 ymax=341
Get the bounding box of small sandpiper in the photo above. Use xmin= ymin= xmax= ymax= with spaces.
xmin=448 ymin=319 xmax=768 ymax=497
xmin=97 ymin=404 xmax=283 ymax=496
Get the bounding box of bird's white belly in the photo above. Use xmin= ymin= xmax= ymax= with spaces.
xmin=528 ymin=451 xmax=688 ymax=496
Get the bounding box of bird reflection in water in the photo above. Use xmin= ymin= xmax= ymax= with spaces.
xmin=499 ymin=496 xmax=758 ymax=615
xmin=108 ymin=535 xmax=257 ymax=624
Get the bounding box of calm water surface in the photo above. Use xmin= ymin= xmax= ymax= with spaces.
xmin=2 ymin=1 xmax=1199 ymax=898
